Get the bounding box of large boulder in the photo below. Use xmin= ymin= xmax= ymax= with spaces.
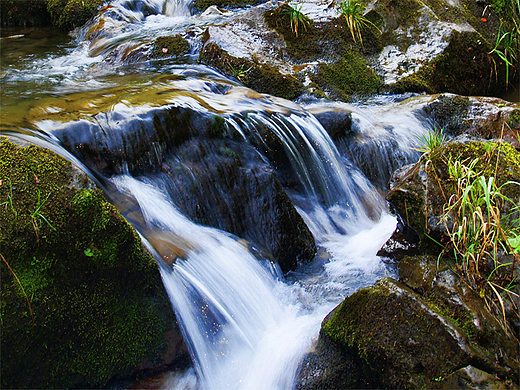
xmin=0 ymin=139 xmax=188 ymax=389
xmin=297 ymin=274 xmax=519 ymax=389
xmin=154 ymin=137 xmax=317 ymax=273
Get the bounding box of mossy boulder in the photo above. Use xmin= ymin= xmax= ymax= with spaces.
xmin=365 ymin=0 xmax=518 ymax=97
xmin=387 ymin=139 xmax=520 ymax=251
xmin=298 ymin=275 xmax=519 ymax=389
xmin=46 ymin=0 xmax=104 ymax=29
xmin=0 ymin=139 xmax=187 ymax=389
xmin=151 ymin=35 xmax=190 ymax=58
xmin=199 ymin=42 xmax=304 ymax=101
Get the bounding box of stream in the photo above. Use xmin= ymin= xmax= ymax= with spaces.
xmin=0 ymin=0 xmax=435 ymax=388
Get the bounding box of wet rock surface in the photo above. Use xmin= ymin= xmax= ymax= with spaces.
xmin=297 ymin=274 xmax=519 ymax=389
xmin=158 ymin=138 xmax=317 ymax=273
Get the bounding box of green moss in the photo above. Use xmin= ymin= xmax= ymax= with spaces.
xmin=152 ymin=35 xmax=190 ymax=58
xmin=313 ymin=47 xmax=383 ymax=101
xmin=507 ymin=108 xmax=520 ymax=130
xmin=430 ymin=141 xmax=520 ymax=191
xmin=199 ymin=42 xmax=304 ymax=100
xmin=0 ymin=139 xmax=176 ymax=389
xmin=46 ymin=0 xmax=103 ymax=29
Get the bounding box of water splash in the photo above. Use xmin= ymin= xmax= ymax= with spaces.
xmin=112 ymin=175 xmax=323 ymax=390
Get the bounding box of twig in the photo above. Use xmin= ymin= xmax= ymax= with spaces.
xmin=1 ymin=253 xmax=35 ymax=327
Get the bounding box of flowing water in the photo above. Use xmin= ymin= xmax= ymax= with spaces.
xmin=1 ymin=1 xmax=434 ymax=388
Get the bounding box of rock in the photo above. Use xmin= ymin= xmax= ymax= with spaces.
xmin=423 ymin=94 xmax=520 ymax=145
xmin=376 ymin=219 xmax=420 ymax=262
xmin=306 ymin=106 xmax=354 ymax=141
xmin=297 ymin=275 xmax=519 ymax=389
xmin=158 ymin=138 xmax=317 ymax=273
xmin=52 ymin=105 xmax=217 ymax=176
xmin=151 ymin=35 xmax=190 ymax=58
xmin=386 ymin=138 xmax=520 ymax=249
xmin=199 ymin=41 xmax=304 ymax=101
xmin=0 ymin=139 xmax=188 ymax=389
xmin=437 ymin=365 xmax=518 ymax=389
xmin=295 ymin=333 xmax=379 ymax=390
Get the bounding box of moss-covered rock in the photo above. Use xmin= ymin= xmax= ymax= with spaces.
xmin=199 ymin=42 xmax=304 ymax=101
xmin=0 ymin=139 xmax=187 ymax=389
xmin=46 ymin=0 xmax=104 ymax=29
xmin=151 ymin=35 xmax=190 ymax=58
xmin=391 ymin=30 xmax=505 ymax=97
xmin=308 ymin=275 xmax=519 ymax=389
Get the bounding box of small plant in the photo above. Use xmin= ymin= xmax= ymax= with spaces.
xmin=0 ymin=177 xmax=16 ymax=216
xmin=227 ymin=62 xmax=252 ymax=83
xmin=284 ymin=2 xmax=312 ymax=37
xmin=339 ymin=0 xmax=380 ymax=44
xmin=413 ymin=126 xmax=446 ymax=155
xmin=489 ymin=23 xmax=518 ymax=88
xmin=30 ymin=190 xmax=56 ymax=239
xmin=1 ymin=253 xmax=34 ymax=327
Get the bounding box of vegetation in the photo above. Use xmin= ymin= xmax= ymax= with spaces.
xmin=489 ymin=0 xmax=520 ymax=89
xmin=0 ymin=139 xmax=178 ymax=389
xmin=284 ymin=2 xmax=312 ymax=37
xmin=413 ymin=126 xmax=446 ymax=155
xmin=413 ymin=136 xmax=520 ymax=329
xmin=338 ymin=0 xmax=380 ymax=44
xmin=314 ymin=47 xmax=383 ymax=100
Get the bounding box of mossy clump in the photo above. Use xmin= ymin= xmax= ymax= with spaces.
xmin=312 ymin=47 xmax=383 ymax=101
xmin=321 ymin=277 xmax=470 ymax=389
xmin=152 ymin=35 xmax=190 ymax=58
xmin=46 ymin=0 xmax=104 ymax=29
xmin=0 ymin=139 xmax=178 ymax=389
xmin=199 ymin=42 xmax=304 ymax=100
xmin=429 ymin=141 xmax=520 ymax=199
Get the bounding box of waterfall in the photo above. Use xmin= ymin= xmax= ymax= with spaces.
xmin=111 ymin=174 xmax=397 ymax=390
xmin=1 ymin=0 xmax=440 ymax=387
xmin=111 ymin=175 xmax=320 ymax=389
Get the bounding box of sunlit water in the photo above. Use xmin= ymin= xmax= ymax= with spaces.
xmin=0 ymin=0 xmax=436 ymax=388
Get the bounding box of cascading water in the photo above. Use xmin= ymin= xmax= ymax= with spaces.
xmin=1 ymin=0 xmax=435 ymax=388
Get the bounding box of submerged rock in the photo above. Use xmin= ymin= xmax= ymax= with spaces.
xmin=0 ymin=139 xmax=188 ymax=389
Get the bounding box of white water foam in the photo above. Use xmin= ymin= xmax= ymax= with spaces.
xmin=112 ymin=174 xmax=396 ymax=390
